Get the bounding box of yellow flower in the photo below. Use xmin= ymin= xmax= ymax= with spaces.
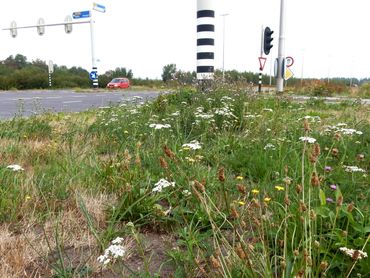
xmin=185 ymin=157 xmax=195 ymax=163
xmin=264 ymin=197 xmax=271 ymax=202
xmin=275 ymin=185 xmax=285 ymax=191
xmin=124 ymin=130 xmax=129 ymax=134
xmin=236 ymin=176 xmax=244 ymax=180
xmin=251 ymin=189 xmax=260 ymax=194
xmin=195 ymin=155 xmax=204 ymax=160
xmin=238 ymin=201 xmax=246 ymax=206
xmin=25 ymin=195 xmax=31 ymax=201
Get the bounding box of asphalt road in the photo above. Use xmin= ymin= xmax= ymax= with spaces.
xmin=0 ymin=90 xmax=368 ymax=120
xmin=0 ymin=89 xmax=162 ymax=120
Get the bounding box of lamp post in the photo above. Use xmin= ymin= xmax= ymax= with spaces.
xmin=276 ymin=0 xmax=286 ymax=93
xmin=221 ymin=13 xmax=229 ymax=80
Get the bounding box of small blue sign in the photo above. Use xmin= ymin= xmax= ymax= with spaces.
xmin=89 ymin=71 xmax=98 ymax=80
xmin=93 ymin=3 xmax=106 ymax=13
xmin=72 ymin=11 xmax=91 ymax=19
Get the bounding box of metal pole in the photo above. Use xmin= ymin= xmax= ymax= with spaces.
xmin=49 ymin=73 xmax=52 ymax=87
xmin=269 ymin=55 xmax=273 ymax=86
xmin=259 ymin=25 xmax=264 ymax=93
xmin=90 ymin=14 xmax=98 ymax=88
xmin=276 ymin=0 xmax=286 ymax=93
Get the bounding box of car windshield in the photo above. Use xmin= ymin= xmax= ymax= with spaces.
xmin=111 ymin=78 xmax=127 ymax=83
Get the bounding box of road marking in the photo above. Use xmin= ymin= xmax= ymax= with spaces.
xmin=62 ymin=100 xmax=82 ymax=104
xmin=46 ymin=96 xmax=63 ymax=99
xmin=71 ymin=95 xmax=87 ymax=98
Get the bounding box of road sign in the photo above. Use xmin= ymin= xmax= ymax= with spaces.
xmin=37 ymin=18 xmax=45 ymax=35
xmin=284 ymin=67 xmax=294 ymax=80
xmin=286 ymin=56 xmax=294 ymax=67
xmin=10 ymin=21 xmax=17 ymax=38
xmin=72 ymin=11 xmax=91 ymax=19
xmin=64 ymin=15 xmax=73 ymax=34
xmin=258 ymin=57 xmax=267 ymax=71
xmin=89 ymin=71 xmax=98 ymax=80
xmin=48 ymin=60 xmax=54 ymax=74
xmin=93 ymin=3 xmax=106 ymax=13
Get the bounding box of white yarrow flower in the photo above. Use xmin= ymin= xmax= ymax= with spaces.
xmin=149 ymin=123 xmax=171 ymax=130
xmin=111 ymin=237 xmax=124 ymax=245
xmin=97 ymin=237 xmax=127 ymax=266
xmin=152 ymin=178 xmax=175 ymax=193
xmin=299 ymin=137 xmax=317 ymax=144
xmin=264 ymin=143 xmax=276 ymax=150
xmin=339 ymin=247 xmax=368 ymax=260
xmin=343 ymin=166 xmax=366 ymax=173
xmin=7 ymin=164 xmax=24 ymax=171
xmin=182 ymin=140 xmax=202 ymax=150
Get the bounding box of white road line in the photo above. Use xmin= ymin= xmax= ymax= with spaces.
xmin=71 ymin=95 xmax=87 ymax=98
xmin=46 ymin=96 xmax=63 ymax=99
xmin=62 ymin=100 xmax=82 ymax=104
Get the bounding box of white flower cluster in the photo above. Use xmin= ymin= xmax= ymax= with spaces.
xmin=7 ymin=164 xmax=24 ymax=171
xmin=97 ymin=237 xmax=126 ymax=265
xmin=149 ymin=123 xmax=171 ymax=130
xmin=244 ymin=114 xmax=262 ymax=119
xmin=323 ymin=123 xmax=363 ymax=135
xmin=152 ymin=178 xmax=175 ymax=193
xmin=343 ymin=166 xmax=366 ymax=173
xmin=221 ymin=96 xmax=234 ymax=102
xmin=299 ymin=136 xmax=317 ymax=144
xmin=299 ymin=115 xmax=321 ymax=122
xmin=264 ymin=143 xmax=276 ymax=151
xmin=194 ymin=107 xmax=213 ymax=120
xmin=182 ymin=140 xmax=202 ymax=150
xmin=214 ymin=106 xmax=235 ymax=117
xmin=339 ymin=247 xmax=368 ymax=260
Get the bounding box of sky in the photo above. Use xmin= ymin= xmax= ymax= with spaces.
xmin=0 ymin=0 xmax=369 ymax=80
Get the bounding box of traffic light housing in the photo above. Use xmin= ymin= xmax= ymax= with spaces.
xmin=263 ymin=27 xmax=274 ymax=55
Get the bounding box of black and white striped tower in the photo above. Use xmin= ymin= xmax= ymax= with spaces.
xmin=196 ymin=0 xmax=215 ymax=80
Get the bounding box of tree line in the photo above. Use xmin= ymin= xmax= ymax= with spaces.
xmin=0 ymin=54 xmax=368 ymax=90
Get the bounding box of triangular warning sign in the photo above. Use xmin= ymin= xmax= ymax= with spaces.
xmin=258 ymin=57 xmax=267 ymax=71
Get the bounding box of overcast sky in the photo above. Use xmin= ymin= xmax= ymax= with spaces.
xmin=0 ymin=0 xmax=369 ymax=80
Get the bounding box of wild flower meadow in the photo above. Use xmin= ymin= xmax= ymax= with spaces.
xmin=0 ymin=88 xmax=369 ymax=277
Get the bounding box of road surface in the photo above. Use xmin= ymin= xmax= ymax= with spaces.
xmin=0 ymin=90 xmax=368 ymax=120
xmin=0 ymin=89 xmax=163 ymax=120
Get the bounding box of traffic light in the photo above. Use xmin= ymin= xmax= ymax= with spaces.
xmin=263 ymin=27 xmax=274 ymax=55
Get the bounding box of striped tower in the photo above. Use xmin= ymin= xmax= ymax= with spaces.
xmin=196 ymin=0 xmax=215 ymax=80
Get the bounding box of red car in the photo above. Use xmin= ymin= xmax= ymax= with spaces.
xmin=106 ymin=78 xmax=130 ymax=89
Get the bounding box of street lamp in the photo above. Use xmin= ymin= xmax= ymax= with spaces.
xmin=220 ymin=13 xmax=229 ymax=80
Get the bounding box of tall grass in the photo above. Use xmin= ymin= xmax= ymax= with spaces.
xmin=0 ymin=88 xmax=369 ymax=277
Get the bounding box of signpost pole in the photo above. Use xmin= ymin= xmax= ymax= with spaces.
xmin=276 ymin=0 xmax=286 ymax=93
xmin=90 ymin=13 xmax=98 ymax=88
xmin=258 ymin=25 xmax=264 ymax=93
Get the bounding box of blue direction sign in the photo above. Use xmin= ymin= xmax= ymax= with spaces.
xmin=89 ymin=71 xmax=98 ymax=80
xmin=93 ymin=3 xmax=106 ymax=13
xmin=72 ymin=11 xmax=91 ymax=19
